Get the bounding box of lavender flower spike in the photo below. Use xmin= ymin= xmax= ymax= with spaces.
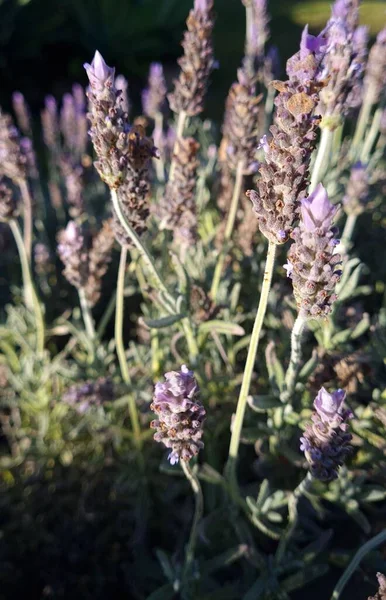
xmin=151 ymin=365 xmax=205 ymax=465
xmin=300 ymin=387 xmax=353 ymax=482
xmin=84 ymin=50 xmax=115 ymax=92
xmin=287 ymin=185 xmax=342 ymax=318
xmin=368 ymin=573 xmax=386 ymax=600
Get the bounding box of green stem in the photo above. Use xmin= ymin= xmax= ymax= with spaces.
xmin=115 ymin=247 xmax=142 ymax=444
xmin=19 ymin=179 xmax=33 ymax=262
xmin=331 ymin=529 xmax=386 ymax=600
xmin=225 ymin=240 xmax=277 ymax=497
xmin=169 ymin=110 xmax=187 ymax=183
xmin=360 ymin=107 xmax=382 ymax=163
xmin=181 ymin=460 xmax=204 ymax=582
xmin=276 ymin=472 xmax=313 ymax=563
xmin=182 ymin=317 xmax=199 ymax=367
xmin=210 ymin=160 xmax=244 ymax=301
xmin=309 ymin=128 xmax=334 ymax=193
xmin=281 ymin=315 xmax=307 ymax=403
xmin=111 ymin=188 xmax=176 ymax=313
xmin=341 ymin=213 xmax=357 ymax=248
xmin=9 ymin=219 xmax=44 ymax=353
xmin=97 ymin=290 xmax=117 ymax=339
xmin=351 ymin=94 xmax=373 ymax=157
xmin=78 ymin=288 xmax=96 ymax=340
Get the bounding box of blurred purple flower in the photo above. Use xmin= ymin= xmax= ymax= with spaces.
xmin=301 ymin=184 xmax=337 ymax=232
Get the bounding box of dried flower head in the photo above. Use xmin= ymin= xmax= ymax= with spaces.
xmin=0 ymin=180 xmax=18 ymax=222
xmin=168 ymin=0 xmax=215 ymax=117
xmin=142 ymin=63 xmax=167 ymax=119
xmin=368 ymin=573 xmax=386 ymax=600
xmin=0 ymin=110 xmax=28 ymax=183
xmin=63 ymin=377 xmax=114 ymax=413
xmin=363 ymin=27 xmax=386 ymax=106
xmin=286 ymin=184 xmax=342 ymax=318
xmin=247 ymin=27 xmax=325 ymax=244
xmin=58 ymin=219 xmax=114 ymax=307
xmin=151 ymin=365 xmax=205 ymax=465
xmin=318 ymin=2 xmax=366 ymax=126
xmin=300 ymin=387 xmax=353 ymax=481
xmin=157 ymin=136 xmax=200 ymax=252
xmin=220 ymin=67 xmax=261 ymax=175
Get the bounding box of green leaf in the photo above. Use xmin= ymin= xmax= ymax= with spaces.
xmin=199 ymin=320 xmax=245 ymax=336
xmin=145 ymin=583 xmax=175 ymax=600
xmin=281 ymin=564 xmax=328 ymax=592
xmin=201 ymin=545 xmax=247 ymax=576
xmin=360 ymin=487 xmax=386 ymax=503
xmin=247 ymin=395 xmax=283 ymax=413
xmin=155 ymin=549 xmax=174 ymax=582
xmin=140 ymin=314 xmax=184 ymax=329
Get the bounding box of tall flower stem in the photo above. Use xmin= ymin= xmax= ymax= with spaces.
xmin=351 ymin=95 xmax=373 ymax=158
xmin=276 ymin=472 xmax=313 ymax=563
xmin=225 ymin=240 xmax=276 ymax=497
xmin=210 ymin=160 xmax=244 ymax=301
xmin=115 ymin=246 xmax=142 ymax=444
xmin=169 ymin=110 xmax=187 ymax=183
xmin=281 ymin=315 xmax=307 ymax=403
xmin=182 ymin=317 xmax=199 ymax=366
xmin=9 ymin=219 xmax=44 ymax=353
xmin=360 ymin=107 xmax=382 ymax=163
xmin=341 ymin=213 xmax=357 ymax=248
xmin=78 ymin=288 xmax=96 ymax=340
xmin=309 ymin=128 xmax=334 ymax=193
xmin=331 ymin=529 xmax=386 ymax=600
xmin=111 ymin=188 xmax=176 ymax=313
xmin=181 ymin=460 xmax=204 ymax=582
xmin=154 ymin=112 xmax=165 ymax=182
xmin=19 ymin=179 xmax=33 ymax=262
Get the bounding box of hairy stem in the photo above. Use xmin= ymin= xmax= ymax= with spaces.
xmin=281 ymin=315 xmax=307 ymax=403
xmin=276 ymin=472 xmax=313 ymax=562
xmin=225 ymin=240 xmax=276 ymax=498
xmin=331 ymin=529 xmax=386 ymax=599
xmin=78 ymin=288 xmax=96 ymax=340
xmin=182 ymin=318 xmax=199 ymax=367
xmin=115 ymin=246 xmax=142 ymax=443
xmin=181 ymin=460 xmax=204 ymax=582
xmin=360 ymin=107 xmax=382 ymax=163
xmin=351 ymin=94 xmax=373 ymax=158
xmin=309 ymin=128 xmax=334 ymax=193
xmin=9 ymin=219 xmax=44 ymax=353
xmin=111 ymin=188 xmax=176 ymax=313
xmin=19 ymin=179 xmax=33 ymax=262
xmin=210 ymin=160 xmax=244 ymax=301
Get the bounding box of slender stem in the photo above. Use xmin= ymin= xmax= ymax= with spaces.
xmin=115 ymin=248 xmax=131 ymax=385
xmin=78 ymin=288 xmax=96 ymax=340
xmin=111 ymin=188 xmax=176 ymax=313
xmin=154 ymin=112 xmax=165 ymax=182
xmin=351 ymin=94 xmax=373 ymax=157
xmin=225 ymin=240 xmax=277 ymax=497
xmin=182 ymin=318 xmax=199 ymax=367
xmin=19 ymin=179 xmax=33 ymax=262
xmin=115 ymin=247 xmax=142 ymax=443
xmin=97 ymin=289 xmax=117 ymax=339
xmin=281 ymin=315 xmax=307 ymax=403
xmin=309 ymin=128 xmax=334 ymax=193
xmin=169 ymin=110 xmax=187 ymax=183
xmin=210 ymin=161 xmax=244 ymax=301
xmin=181 ymin=460 xmax=204 ymax=582
xmin=341 ymin=213 xmax=357 ymax=248
xmin=276 ymin=472 xmax=313 ymax=563
xmin=360 ymin=107 xmax=382 ymax=163
xmin=331 ymin=529 xmax=386 ymax=600
xmin=9 ymin=219 xmax=44 ymax=353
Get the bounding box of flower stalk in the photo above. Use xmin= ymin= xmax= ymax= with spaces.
xmin=225 ymin=239 xmax=276 ymax=497
xmin=309 ymin=127 xmax=334 ymax=193
xmin=210 ymin=160 xmax=244 ymax=301
xmin=281 ymin=314 xmax=307 ymax=403
xmin=181 ymin=460 xmax=204 ymax=582
xmin=78 ymin=287 xmax=96 ymax=341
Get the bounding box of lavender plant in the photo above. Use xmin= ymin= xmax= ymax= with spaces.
xmin=1 ymin=1 xmax=386 ymax=598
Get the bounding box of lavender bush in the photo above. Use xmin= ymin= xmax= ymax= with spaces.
xmin=1 ymin=1 xmax=386 ymax=598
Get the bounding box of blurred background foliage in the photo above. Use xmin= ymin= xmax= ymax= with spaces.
xmin=0 ymin=0 xmax=385 ymax=121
